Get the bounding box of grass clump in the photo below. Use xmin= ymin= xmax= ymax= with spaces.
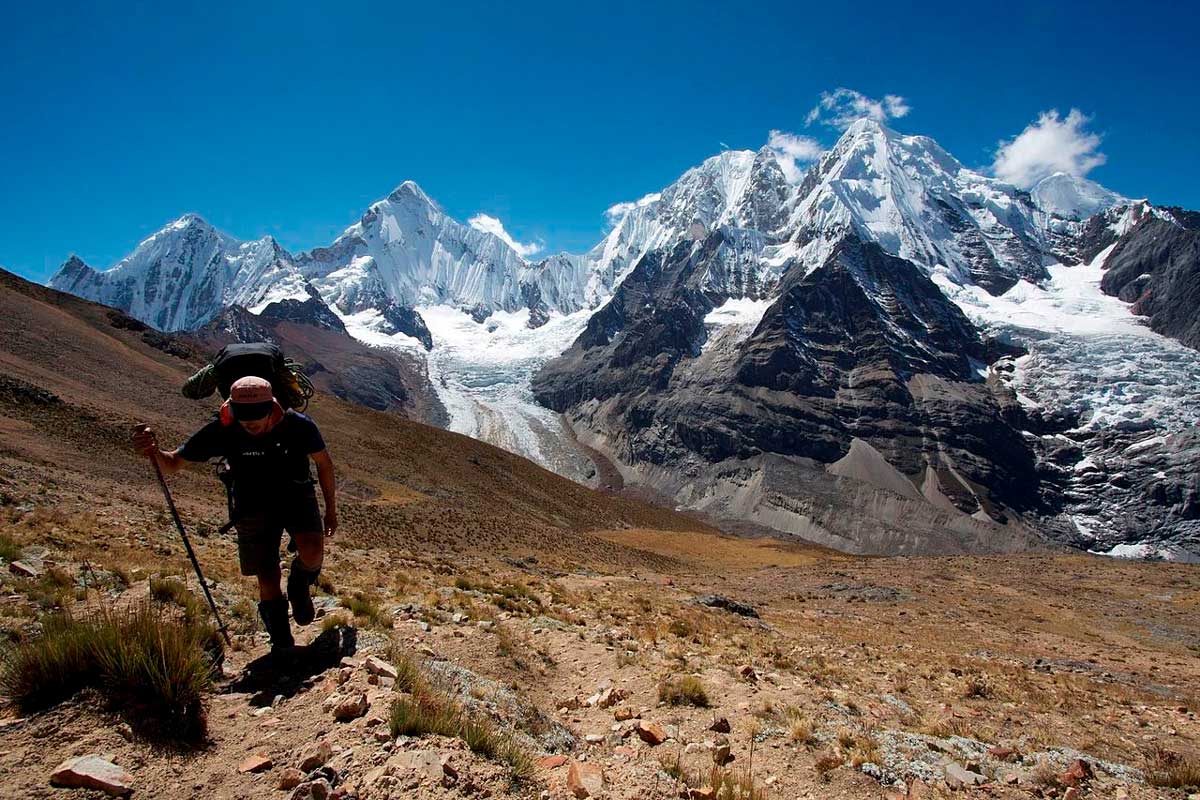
xmin=659 ymin=753 xmax=770 ymax=800
xmin=387 ymin=652 xmax=534 ymax=784
xmin=340 ymin=592 xmax=388 ymax=629
xmin=1146 ymin=746 xmax=1200 ymax=789
xmin=0 ymin=532 xmax=21 ymax=563
xmin=658 ymin=675 xmax=710 ymax=707
xmin=0 ymin=603 xmax=219 ymax=743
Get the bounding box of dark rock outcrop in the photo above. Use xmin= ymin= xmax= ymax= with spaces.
xmin=534 ymin=233 xmax=1046 ymax=543
xmin=260 ymin=286 xmax=347 ymax=334
xmin=1100 ymin=216 xmax=1200 ymax=349
xmin=380 ymin=302 xmax=433 ymax=350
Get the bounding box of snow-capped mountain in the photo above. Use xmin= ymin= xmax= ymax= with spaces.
xmin=586 ymin=148 xmax=791 ymax=299
xmin=46 ymin=117 xmax=1200 ymax=558
xmin=1030 ymin=172 xmax=1128 ymax=221
xmin=298 ymin=181 xmax=600 ymax=323
xmin=778 ymin=118 xmax=1056 ymax=293
xmin=50 ymin=214 xmax=309 ymax=332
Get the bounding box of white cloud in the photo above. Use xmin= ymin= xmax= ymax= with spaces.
xmin=467 ymin=213 xmax=543 ymax=258
xmin=992 ymin=108 xmax=1106 ymax=189
xmin=766 ymin=129 xmax=825 ymax=183
xmin=604 ymin=192 xmax=662 ymax=226
xmin=805 ymin=87 xmax=912 ymax=129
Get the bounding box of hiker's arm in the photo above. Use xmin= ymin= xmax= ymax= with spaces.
xmin=312 ymin=449 xmax=337 ymax=537
xmin=181 ymin=364 xmax=218 ymax=399
xmin=132 ymin=426 xmax=188 ymax=474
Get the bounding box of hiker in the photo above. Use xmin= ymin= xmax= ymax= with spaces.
xmin=133 ymin=376 xmax=337 ymax=652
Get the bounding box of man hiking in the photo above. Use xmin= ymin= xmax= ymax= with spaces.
xmin=133 ymin=375 xmax=336 ymax=652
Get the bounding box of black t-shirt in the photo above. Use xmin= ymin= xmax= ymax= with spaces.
xmin=178 ymin=410 xmax=326 ymax=511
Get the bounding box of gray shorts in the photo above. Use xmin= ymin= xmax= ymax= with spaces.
xmin=233 ymin=493 xmax=322 ymax=576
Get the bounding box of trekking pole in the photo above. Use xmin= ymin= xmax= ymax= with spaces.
xmin=147 ymin=453 xmax=231 ymax=645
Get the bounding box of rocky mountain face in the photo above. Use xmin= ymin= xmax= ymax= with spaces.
xmin=535 ymin=121 xmax=1200 ymax=557
xmin=1100 ymin=216 xmax=1200 ymax=348
xmin=44 ymin=119 xmax=1200 ymax=557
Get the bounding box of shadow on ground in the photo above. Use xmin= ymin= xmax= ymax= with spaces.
xmin=226 ymin=625 xmax=358 ymax=699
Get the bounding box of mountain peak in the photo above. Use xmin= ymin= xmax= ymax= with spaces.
xmin=386 ymin=180 xmax=438 ymax=209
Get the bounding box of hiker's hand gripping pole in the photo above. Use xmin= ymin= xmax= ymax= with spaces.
xmin=140 ymin=428 xmax=231 ymax=645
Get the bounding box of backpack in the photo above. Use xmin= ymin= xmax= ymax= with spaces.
xmin=212 ymin=342 xmax=312 ymax=412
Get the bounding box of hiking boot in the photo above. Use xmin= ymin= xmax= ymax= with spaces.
xmin=287 ymin=557 xmax=320 ymax=626
xmin=258 ymin=597 xmax=295 ymax=650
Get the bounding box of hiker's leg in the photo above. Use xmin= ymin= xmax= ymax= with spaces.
xmin=294 ymin=531 xmax=324 ymax=571
xmin=286 ymin=492 xmax=325 ymax=625
xmin=239 ymin=514 xmax=292 ymax=649
xmin=257 ymin=562 xmax=283 ymax=601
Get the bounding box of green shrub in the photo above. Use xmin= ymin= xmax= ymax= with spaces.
xmin=0 ymin=604 xmax=219 ymax=743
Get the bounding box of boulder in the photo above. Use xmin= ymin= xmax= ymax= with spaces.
xmin=49 ymin=756 xmax=133 ymax=796
xmin=566 ymin=761 xmax=604 ymax=798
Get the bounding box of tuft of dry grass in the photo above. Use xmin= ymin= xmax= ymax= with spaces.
xmin=658 ymin=675 xmax=710 ymax=707
xmin=1145 ymin=746 xmax=1200 ymax=789
xmin=339 ymin=592 xmax=388 ymax=629
xmin=387 ymin=651 xmax=533 ymax=783
xmin=813 ymin=749 xmax=843 ymax=780
xmin=0 ymin=603 xmax=218 ymax=743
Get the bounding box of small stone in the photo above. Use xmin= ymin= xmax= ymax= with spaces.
xmin=238 ymin=753 xmax=273 ymax=773
xmin=114 ymin=723 xmax=133 ymax=741
xmin=566 ymin=760 xmax=604 ymax=798
xmin=536 ymin=755 xmax=568 ymax=770
xmin=279 ymin=768 xmax=305 ymax=790
xmin=636 ymin=720 xmax=667 ymax=745
xmin=9 ymin=560 xmax=40 ymax=578
xmin=944 ymin=763 xmax=986 ymax=789
xmin=738 ymin=665 xmax=757 ymax=681
xmin=289 ymin=778 xmax=331 ymax=800
xmin=49 ymin=755 xmax=133 ymax=796
xmin=1062 ymin=758 xmax=1092 ymax=786
xmin=363 ymin=656 xmax=398 ymax=680
xmin=333 ymin=693 xmax=369 ymax=721
xmin=1064 ymin=788 xmax=1080 ymax=800
xmin=709 ymin=716 xmax=731 ymax=733
xmin=372 ymin=728 xmax=392 ymax=742
xmin=987 ymin=746 xmax=1018 ymax=761
xmin=298 ymin=740 xmax=333 ymax=772
xmin=690 ymin=788 xmax=717 ymax=800
xmin=713 ymin=739 xmax=734 ymax=766
xmin=585 ymin=734 xmax=605 ymax=744
xmin=614 ymin=706 xmax=635 ymax=721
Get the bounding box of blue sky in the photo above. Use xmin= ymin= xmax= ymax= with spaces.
xmin=3 ymin=0 xmax=1198 ymax=282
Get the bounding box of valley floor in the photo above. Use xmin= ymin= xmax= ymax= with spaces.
xmin=2 ymin=473 xmax=1198 ymax=800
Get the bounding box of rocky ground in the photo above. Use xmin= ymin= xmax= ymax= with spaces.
xmin=2 ymin=483 xmax=1199 ymax=800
